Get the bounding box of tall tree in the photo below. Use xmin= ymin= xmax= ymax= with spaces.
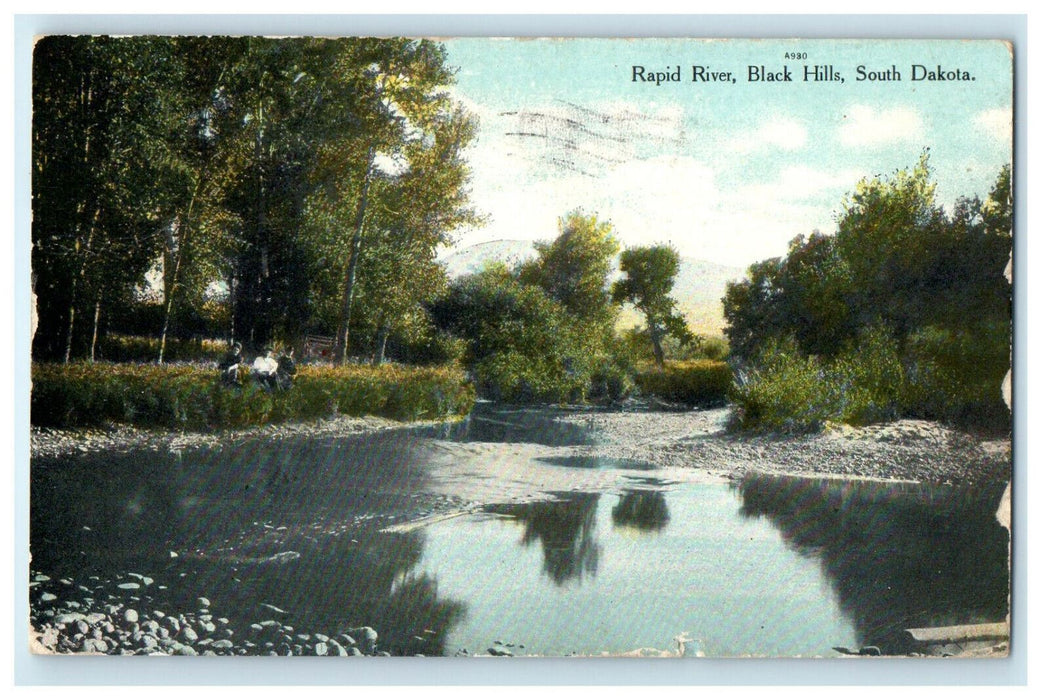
xmin=32 ymin=36 xmax=188 ymax=362
xmin=612 ymin=245 xmax=694 ymax=366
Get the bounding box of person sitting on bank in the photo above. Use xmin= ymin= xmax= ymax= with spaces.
xmin=252 ymin=348 xmax=279 ymax=389
xmin=276 ymin=349 xmax=297 ymax=391
xmin=220 ymin=342 xmax=243 ymax=385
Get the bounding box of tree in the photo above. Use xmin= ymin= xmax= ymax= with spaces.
xmin=32 ymin=36 xmax=191 ymax=362
xmin=519 ymin=211 xmax=620 ymax=325
xmin=612 ymin=245 xmax=694 ymax=366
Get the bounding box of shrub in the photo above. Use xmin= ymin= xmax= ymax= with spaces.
xmin=635 ymin=360 xmax=732 ymax=407
xmin=901 ymin=322 xmax=1011 ymax=432
xmin=31 ymin=362 xmax=475 ymax=430
xmin=728 ymin=338 xmax=840 ymax=432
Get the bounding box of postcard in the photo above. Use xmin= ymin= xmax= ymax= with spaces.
xmin=27 ymin=35 xmax=1013 ymax=662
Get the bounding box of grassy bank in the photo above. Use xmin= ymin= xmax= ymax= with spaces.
xmin=31 ymin=362 xmax=475 ymax=430
xmin=634 ymin=360 xmax=732 ymax=407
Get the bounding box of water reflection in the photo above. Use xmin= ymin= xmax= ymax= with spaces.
xmin=31 ymin=432 xmax=465 ymax=654
xmin=536 ymin=455 xmax=657 ymax=471
xmin=424 ymin=405 xmax=593 ymax=447
xmin=611 ymin=490 xmax=671 ymax=533
xmin=735 ymin=473 xmax=1010 ymax=653
xmin=488 ymin=493 xmax=603 ymax=585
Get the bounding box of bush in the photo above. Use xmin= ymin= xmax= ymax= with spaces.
xmin=727 ymin=321 xmax=1008 ymax=433
xmin=729 ymin=338 xmax=840 ymax=432
xmin=97 ymin=334 xmax=228 ymax=363
xmin=635 ymin=360 xmax=732 ymax=407
xmin=901 ymin=322 xmax=1011 ymax=432
xmin=31 ymin=362 xmax=475 ymax=430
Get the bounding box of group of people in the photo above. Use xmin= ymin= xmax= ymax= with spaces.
xmin=220 ymin=342 xmax=297 ymax=391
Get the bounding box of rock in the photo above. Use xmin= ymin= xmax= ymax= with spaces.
xmin=123 ymin=609 xmax=139 ymax=624
xmin=165 ymin=617 xmax=181 ymax=633
xmin=336 ymin=633 xmax=356 ymax=648
xmin=117 ymin=583 xmax=140 ymax=590
xmin=40 ymin=592 xmax=57 ymax=602
xmin=328 ymin=641 xmax=348 ymax=657
xmin=172 ymin=643 xmax=198 ymax=656
xmin=211 ymin=640 xmax=234 ymax=650
xmin=38 ymin=626 xmax=60 ymax=649
xmin=138 ymin=635 xmax=158 ymax=650
xmin=487 ymin=644 xmax=514 ymax=657
xmin=347 ymin=626 xmax=378 ymax=652
xmin=196 ymin=597 xmax=211 ymax=609
xmin=314 ymin=642 xmax=329 ymax=656
xmin=179 ymin=627 xmax=199 ymax=643
xmin=859 ymin=645 xmax=882 ymax=656
xmin=81 ymin=638 xmax=108 ymax=654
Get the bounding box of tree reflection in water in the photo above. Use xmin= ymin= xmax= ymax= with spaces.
xmin=611 ymin=489 xmax=670 ymax=533
xmin=489 ymin=492 xmax=602 ymax=585
xmin=734 ymin=473 xmax=1010 ymax=653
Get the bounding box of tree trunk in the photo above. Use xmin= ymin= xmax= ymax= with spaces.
xmin=89 ymin=296 xmax=101 ymax=362
xmin=335 ymin=146 xmax=376 ymax=365
xmin=647 ymin=317 xmax=665 ymax=367
xmin=63 ymin=207 xmax=101 ymax=363
xmin=372 ymin=323 xmax=390 ymax=367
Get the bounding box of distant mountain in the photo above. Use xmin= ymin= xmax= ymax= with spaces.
xmin=439 ymin=240 xmax=746 ymax=337
xmin=439 ymin=239 xmax=538 ymax=278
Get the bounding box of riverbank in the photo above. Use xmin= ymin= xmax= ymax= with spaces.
xmin=31 ymin=405 xmax=1011 ymax=486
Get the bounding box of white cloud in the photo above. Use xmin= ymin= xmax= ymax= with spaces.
xmin=728 ymin=118 xmax=807 ymax=154
xmin=975 ymin=107 xmax=1012 ymax=143
xmin=837 ymin=105 xmax=923 ymax=148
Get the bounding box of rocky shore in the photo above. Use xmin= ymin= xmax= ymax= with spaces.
xmin=30 ymin=569 xmax=387 ymax=657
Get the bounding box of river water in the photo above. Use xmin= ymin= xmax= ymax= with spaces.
xmin=30 ymin=408 xmax=1009 ymax=657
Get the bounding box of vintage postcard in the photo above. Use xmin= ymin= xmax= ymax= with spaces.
xmin=28 ymin=35 xmax=1013 ymax=662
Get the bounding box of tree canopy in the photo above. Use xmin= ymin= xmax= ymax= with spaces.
xmin=32 ymin=36 xmax=478 ymax=364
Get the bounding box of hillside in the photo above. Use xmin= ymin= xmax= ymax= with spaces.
xmin=439 ymin=240 xmax=745 ymax=337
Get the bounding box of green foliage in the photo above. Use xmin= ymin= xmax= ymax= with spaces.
xmin=729 ymin=337 xmax=839 ymax=433
xmin=31 ymin=362 xmax=474 ymax=430
xmin=519 ymin=210 xmax=620 ymax=324
xmin=901 ymin=322 xmax=1011 ymax=431
xmin=431 ymin=263 xmax=603 ymax=403
xmin=635 ymin=360 xmax=732 ymax=407
xmin=724 ymin=155 xmax=1012 ymax=432
xmin=612 ymin=245 xmax=695 ymax=365
xmin=32 ymin=37 xmax=479 ymax=368
xmin=98 ymin=334 xmax=227 ymax=363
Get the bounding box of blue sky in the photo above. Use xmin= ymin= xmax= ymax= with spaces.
xmin=441 ymin=38 xmax=1013 ymax=268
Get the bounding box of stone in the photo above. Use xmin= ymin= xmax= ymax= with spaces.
xmin=165 ymin=617 xmax=181 ymax=633
xmin=314 ymin=642 xmax=329 ymax=656
xmin=179 ymin=627 xmax=199 ymax=643
xmin=347 ymin=626 xmax=378 ymax=652
xmin=172 ymin=643 xmax=198 ymax=656
xmin=38 ymin=626 xmax=60 ymax=648
xmin=196 ymin=597 xmax=211 ymax=609
xmin=859 ymin=645 xmax=881 ymax=656
xmin=123 ymin=609 xmax=139 ymax=624
xmin=487 ymin=644 xmax=514 ymax=657
xmin=81 ymin=638 xmax=108 ymax=654
xmin=117 ymin=583 xmax=140 ymax=590
xmin=328 ymin=641 xmax=348 ymax=657
xmin=40 ymin=592 xmax=57 ymax=602
xmin=336 ymin=634 xmax=356 ymax=648
xmin=211 ymin=639 xmax=234 ymax=649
